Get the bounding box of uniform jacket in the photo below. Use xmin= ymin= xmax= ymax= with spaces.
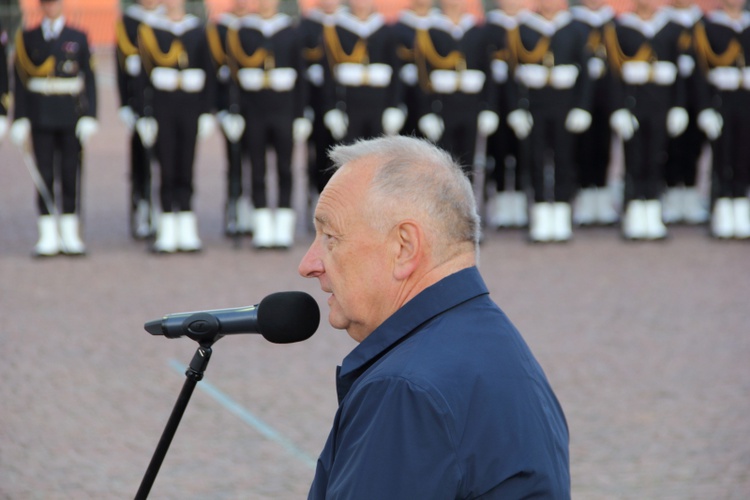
xmin=116 ymin=4 xmax=163 ymax=111
xmin=309 ymin=266 xmax=570 ymax=499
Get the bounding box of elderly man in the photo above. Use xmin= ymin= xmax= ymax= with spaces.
xmin=299 ymin=135 xmax=570 ymax=498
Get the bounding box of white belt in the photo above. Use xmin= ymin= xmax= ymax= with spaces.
xmin=238 ymin=68 xmax=297 ymax=91
xmin=27 ymin=76 xmax=84 ymax=95
xmin=621 ymin=61 xmax=677 ymax=86
xmin=335 ymin=63 xmax=392 ymax=88
xmin=430 ymin=69 xmax=485 ymax=94
xmin=515 ymin=64 xmax=578 ymax=89
xmin=151 ymin=68 xmax=206 ymax=92
xmin=743 ymin=68 xmax=750 ymax=90
xmin=491 ymin=60 xmax=508 ymax=84
xmin=707 ymin=67 xmax=741 ymax=91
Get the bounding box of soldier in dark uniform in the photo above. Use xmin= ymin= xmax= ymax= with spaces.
xmin=415 ymin=0 xmax=497 ymax=178
xmin=662 ymin=0 xmax=710 ymax=225
xmin=116 ymin=0 xmax=163 ymax=239
xmin=392 ymin=0 xmax=437 ymax=137
xmin=506 ymin=0 xmax=593 ymax=242
xmin=225 ymin=0 xmax=310 ymax=249
xmin=136 ymin=0 xmax=216 ymax=253
xmin=10 ymin=0 xmax=98 ymax=257
xmin=604 ymin=0 xmax=689 ymax=240
xmin=0 ymin=21 xmax=8 ymax=142
xmin=692 ymin=0 xmax=750 ymax=238
xmin=483 ymin=0 xmax=526 ymax=229
xmin=298 ymin=0 xmax=341 ymax=194
xmin=320 ymin=0 xmax=404 ymax=144
xmin=207 ymin=0 xmax=255 ymax=238
xmin=570 ymin=0 xmax=619 ymax=227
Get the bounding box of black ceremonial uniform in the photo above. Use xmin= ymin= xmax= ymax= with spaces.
xmin=392 ymin=8 xmax=437 ymax=136
xmin=116 ymin=3 xmax=162 ymax=238
xmin=298 ymin=7 xmax=339 ymax=193
xmin=483 ymin=8 xmax=526 ymax=228
xmin=0 ymin=23 xmax=8 ymax=128
xmin=570 ymin=4 xmax=619 ymax=226
xmin=138 ymin=13 xmax=215 ymax=252
xmin=662 ymin=3 xmax=708 ymax=224
xmin=605 ymin=9 xmax=687 ymax=239
xmin=692 ymin=9 xmax=750 ymax=238
xmin=13 ymin=20 xmax=97 ymax=216
xmin=323 ymin=8 xmax=401 ymax=142
xmin=226 ymin=13 xmax=306 ymax=248
xmin=415 ymin=12 xmax=489 ymax=173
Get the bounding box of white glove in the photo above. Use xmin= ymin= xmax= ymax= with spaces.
xmin=324 ymin=109 xmax=348 ymax=140
xmin=0 ymin=116 xmax=8 ymax=140
xmin=418 ymin=113 xmax=444 ymax=142
xmin=118 ymin=106 xmax=137 ymax=131
xmin=696 ymin=108 xmax=723 ymax=141
xmin=135 ymin=117 xmax=158 ymax=148
xmin=565 ymin=108 xmax=592 ymax=133
xmin=507 ymin=109 xmax=533 ymax=140
xmin=382 ymin=107 xmax=406 ymax=136
xmin=610 ymin=109 xmax=638 ymax=141
xmin=477 ymin=110 xmax=500 ymax=137
xmin=198 ymin=113 xmax=216 ymax=140
xmin=293 ymin=117 xmax=313 ymax=143
xmin=10 ymin=118 xmax=31 ymax=147
xmin=75 ymin=117 xmax=99 ymax=144
xmin=219 ymin=112 xmax=245 ymax=143
xmin=667 ymin=107 xmax=689 ymax=138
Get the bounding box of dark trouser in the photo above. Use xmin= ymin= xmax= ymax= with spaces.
xmin=308 ymin=83 xmax=335 ymax=194
xmin=664 ymin=108 xmax=703 ymax=188
xmin=623 ymin=108 xmax=669 ymax=202
xmin=225 ymin=135 xmax=245 ymax=201
xmin=487 ymin=111 xmax=521 ymax=192
xmin=713 ymin=92 xmax=750 ymax=198
xmin=439 ymin=93 xmax=479 ymax=178
xmin=31 ymin=126 xmax=81 ymax=215
xmin=343 ymin=87 xmax=386 ymax=143
xmin=153 ymin=91 xmax=200 ymax=213
xmin=528 ymin=107 xmax=577 ymax=203
xmin=576 ymin=104 xmax=612 ymax=189
xmin=129 ymin=131 xmax=151 ymax=204
xmin=400 ymin=83 xmax=421 ymax=138
xmin=244 ymin=102 xmax=294 ymax=209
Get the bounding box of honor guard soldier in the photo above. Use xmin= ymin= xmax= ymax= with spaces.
xmin=207 ymin=0 xmax=255 ymax=238
xmin=570 ymin=0 xmax=619 ymax=226
xmin=136 ymin=0 xmax=216 ymax=253
xmin=0 ymin=22 xmax=8 ymax=141
xmin=604 ymin=0 xmax=689 ymax=240
xmin=662 ymin=0 xmax=710 ymax=225
xmin=392 ymin=0 xmax=438 ymax=137
xmin=415 ymin=0 xmax=498 ymax=177
xmin=10 ymin=0 xmax=98 ymax=257
xmin=321 ymin=0 xmax=405 ymax=143
xmin=506 ymin=0 xmax=594 ymax=242
xmin=483 ymin=0 xmax=527 ymax=229
xmin=226 ymin=0 xmax=311 ymax=249
xmin=298 ymin=0 xmax=342 ymax=193
xmin=692 ymin=0 xmax=750 ymax=238
xmin=116 ymin=0 xmax=163 ymax=239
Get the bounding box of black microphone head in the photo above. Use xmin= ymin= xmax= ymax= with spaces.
xmin=257 ymin=291 xmax=320 ymax=344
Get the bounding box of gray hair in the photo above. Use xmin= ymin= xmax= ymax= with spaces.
xmin=328 ymin=136 xmax=481 ymax=252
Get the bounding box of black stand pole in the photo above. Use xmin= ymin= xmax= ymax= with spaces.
xmin=135 ymin=343 xmax=213 ymax=499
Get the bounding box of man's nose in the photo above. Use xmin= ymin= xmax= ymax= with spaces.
xmin=298 ymin=241 xmax=323 ymax=278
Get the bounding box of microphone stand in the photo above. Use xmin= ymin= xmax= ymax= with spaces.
xmin=135 ymin=338 xmax=216 ymax=499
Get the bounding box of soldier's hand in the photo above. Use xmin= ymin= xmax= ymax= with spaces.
xmin=507 ymin=109 xmax=533 ymax=140
xmin=198 ymin=114 xmax=216 ymax=140
xmin=219 ymin=112 xmax=245 ymax=143
xmin=118 ymin=106 xmax=137 ymax=131
xmin=477 ymin=110 xmax=500 ymax=137
xmin=565 ymin=108 xmax=592 ymax=134
xmin=9 ymin=118 xmax=31 ymax=147
xmin=136 ymin=117 xmax=158 ymax=148
xmin=666 ymin=107 xmax=689 ymax=138
xmin=324 ymin=109 xmax=348 ymax=140
xmin=382 ymin=107 xmax=406 ymax=136
xmin=696 ymin=108 xmax=722 ymax=141
xmin=418 ymin=113 xmax=444 ymax=142
xmin=609 ymin=109 xmax=638 ymax=141
xmin=0 ymin=116 xmax=7 ymax=140
xmin=293 ymin=117 xmax=313 ymax=143
xmin=76 ymin=117 xmax=99 ymax=144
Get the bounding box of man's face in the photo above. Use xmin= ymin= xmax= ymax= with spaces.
xmin=298 ymin=159 xmax=396 ymax=343
xmin=139 ymin=0 xmax=161 ymax=10
xmin=318 ymin=0 xmax=341 ymax=14
xmin=41 ymin=0 xmax=63 ymax=19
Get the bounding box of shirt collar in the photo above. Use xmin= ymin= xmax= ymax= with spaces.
xmin=338 ymin=266 xmax=488 ymax=384
xmin=42 ymin=16 xmax=65 ymax=41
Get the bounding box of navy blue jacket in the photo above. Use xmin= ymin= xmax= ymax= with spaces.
xmin=309 ymin=266 xmax=570 ymax=499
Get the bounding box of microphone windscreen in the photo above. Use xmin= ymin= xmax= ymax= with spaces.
xmin=257 ymin=291 xmax=320 ymax=344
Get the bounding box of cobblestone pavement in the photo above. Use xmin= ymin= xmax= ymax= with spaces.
xmin=1 ymin=52 xmax=748 ymax=500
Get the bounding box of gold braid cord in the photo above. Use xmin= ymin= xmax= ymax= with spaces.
xmin=227 ymin=27 xmax=268 ymax=69
xmin=138 ymin=24 xmax=186 ymax=73
xmin=303 ymin=45 xmax=324 ymax=63
xmin=507 ymin=27 xmax=551 ymax=65
xmin=414 ymin=28 xmax=463 ymax=92
xmin=206 ymin=22 xmax=226 ymax=66
xmin=116 ymin=20 xmax=138 ymax=57
xmin=397 ymin=44 xmax=414 ymax=63
xmin=324 ymin=24 xmax=368 ymax=65
xmin=692 ymin=21 xmax=743 ymax=72
xmin=603 ymin=23 xmax=654 ymax=76
xmin=14 ymin=29 xmax=55 ymax=82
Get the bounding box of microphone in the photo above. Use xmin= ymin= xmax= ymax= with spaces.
xmin=144 ymin=291 xmax=320 ymax=344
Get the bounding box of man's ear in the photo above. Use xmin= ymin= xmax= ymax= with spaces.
xmin=393 ymin=220 xmax=422 ymax=280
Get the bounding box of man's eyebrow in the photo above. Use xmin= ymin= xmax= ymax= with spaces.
xmin=314 ymin=214 xmax=330 ymax=228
